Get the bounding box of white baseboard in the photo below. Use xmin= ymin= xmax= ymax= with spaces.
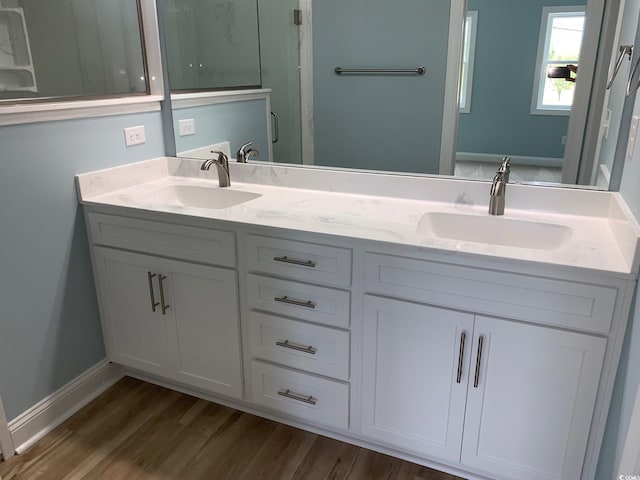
xmin=456 ymin=152 xmax=563 ymax=168
xmin=8 ymin=360 xmax=124 ymax=454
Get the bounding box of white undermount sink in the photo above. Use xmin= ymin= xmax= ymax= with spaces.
xmin=135 ymin=184 xmax=262 ymax=209
xmin=417 ymin=211 xmax=573 ymax=250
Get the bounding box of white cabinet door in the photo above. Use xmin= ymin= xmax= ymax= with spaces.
xmin=362 ymin=295 xmax=474 ymax=462
xmin=163 ymin=259 xmax=243 ymax=399
xmin=462 ymin=316 xmax=606 ymax=480
xmin=93 ymin=248 xmax=171 ymax=376
xmin=94 ymin=248 xmax=243 ymax=399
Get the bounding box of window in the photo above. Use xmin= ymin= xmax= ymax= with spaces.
xmin=531 ymin=6 xmax=585 ymax=115
xmin=459 ymin=11 xmax=477 ymax=113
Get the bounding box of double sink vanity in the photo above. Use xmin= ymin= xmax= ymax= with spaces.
xmin=76 ymin=156 xmax=640 ymax=480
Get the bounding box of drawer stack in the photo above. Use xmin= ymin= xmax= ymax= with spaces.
xmin=244 ymin=234 xmax=352 ymax=430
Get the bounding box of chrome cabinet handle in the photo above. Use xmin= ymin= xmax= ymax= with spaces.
xmin=277 ymin=388 xmax=317 ymax=405
xmin=456 ymin=331 xmax=467 ymax=384
xmin=270 ymin=111 xmax=279 ymax=144
xmin=273 ymin=256 xmax=317 ymax=268
xmin=274 ymin=296 xmax=316 ymax=309
xmin=473 ymin=335 xmax=485 ymax=388
xmin=158 ymin=274 xmax=170 ymax=315
xmin=147 ymin=271 xmax=159 ymax=312
xmin=276 ymin=340 xmax=317 ymax=355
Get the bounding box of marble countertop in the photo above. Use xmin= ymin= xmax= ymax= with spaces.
xmin=76 ymin=157 xmax=640 ymax=276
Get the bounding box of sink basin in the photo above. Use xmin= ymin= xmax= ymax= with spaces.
xmin=136 ymin=185 xmax=261 ymax=209
xmin=417 ymin=212 xmax=572 ymax=250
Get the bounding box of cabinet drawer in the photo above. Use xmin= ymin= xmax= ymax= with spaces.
xmin=365 ymin=253 xmax=617 ymax=334
xmin=250 ymin=361 xmax=349 ymax=430
xmin=245 ymin=235 xmax=352 ymax=287
xmin=88 ymin=213 xmax=236 ymax=267
xmin=248 ymin=311 xmax=350 ymax=380
xmin=246 ymin=274 xmax=350 ymax=328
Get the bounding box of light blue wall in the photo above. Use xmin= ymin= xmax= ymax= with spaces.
xmin=597 ymin=88 xmax=640 ymax=477
xmin=312 ymin=0 xmax=450 ymax=174
xmin=0 ymin=111 xmax=165 ymax=421
xmin=457 ymin=0 xmax=584 ymax=159
xmin=172 ymin=100 xmax=270 ymax=161
xmin=598 ymin=0 xmax=640 ymax=174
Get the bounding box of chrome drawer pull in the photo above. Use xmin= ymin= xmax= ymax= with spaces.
xmin=147 ymin=271 xmax=160 ymax=312
xmin=474 ymin=335 xmax=485 ymax=388
xmin=277 ymin=388 xmax=317 ymax=405
xmin=274 ymin=295 xmax=316 ymax=309
xmin=456 ymin=331 xmax=466 ymax=384
xmin=273 ymin=255 xmax=317 ymax=268
xmin=276 ymin=340 xmax=317 ymax=355
xmin=158 ymin=274 xmax=170 ymax=315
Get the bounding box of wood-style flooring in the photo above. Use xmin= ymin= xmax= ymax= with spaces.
xmin=0 ymin=377 xmax=465 ymax=480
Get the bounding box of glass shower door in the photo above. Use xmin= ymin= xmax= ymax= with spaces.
xmin=258 ymin=0 xmax=304 ymax=164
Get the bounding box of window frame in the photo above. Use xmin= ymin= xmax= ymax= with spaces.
xmin=530 ymin=5 xmax=586 ymax=116
xmin=459 ymin=10 xmax=478 ymax=114
xmin=0 ymin=0 xmax=164 ymax=126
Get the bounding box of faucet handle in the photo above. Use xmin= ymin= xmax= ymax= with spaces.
xmin=245 ymin=148 xmax=260 ymax=161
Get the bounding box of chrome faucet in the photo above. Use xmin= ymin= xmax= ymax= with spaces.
xmin=237 ymin=141 xmax=260 ymax=163
xmin=201 ymin=151 xmax=230 ymax=187
xmin=488 ymin=156 xmax=511 ymax=215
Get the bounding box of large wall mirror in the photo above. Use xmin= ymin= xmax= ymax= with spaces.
xmin=158 ymin=0 xmax=635 ymax=190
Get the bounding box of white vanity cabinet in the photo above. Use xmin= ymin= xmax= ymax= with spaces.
xmin=362 ymin=296 xmax=606 ymax=480
xmin=361 ymin=251 xmax=618 ymax=480
xmin=80 ymin=204 xmax=635 ymax=480
xmin=361 ymin=296 xmax=474 ymax=461
xmin=87 ymin=213 xmax=243 ymax=399
xmin=243 ymin=234 xmax=353 ymax=430
xmin=461 ymin=315 xmax=606 ymax=480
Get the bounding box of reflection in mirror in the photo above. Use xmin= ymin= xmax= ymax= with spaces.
xmin=161 ymin=0 xmax=261 ymax=90
xmin=455 ymin=0 xmax=587 ymax=185
xmin=0 ymin=0 xmax=147 ymax=101
xmin=164 ymin=0 xmax=629 ymax=190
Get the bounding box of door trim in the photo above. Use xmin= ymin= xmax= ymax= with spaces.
xmin=0 ymin=394 xmax=13 ymax=461
xmin=561 ymin=0 xmax=607 ymax=183
xmin=439 ymin=0 xmax=465 ymax=176
xmin=299 ymin=0 xmax=314 ymax=165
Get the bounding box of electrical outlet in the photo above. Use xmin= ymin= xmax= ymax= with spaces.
xmin=124 ymin=125 xmax=146 ymax=147
xmin=561 ymin=135 xmax=567 ymax=145
xmin=626 ymin=116 xmax=640 ymax=160
xmin=179 ymin=119 xmax=195 ymax=136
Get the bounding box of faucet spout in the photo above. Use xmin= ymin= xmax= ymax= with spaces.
xmin=489 ymin=172 xmax=506 ymax=215
xmin=201 ymin=151 xmax=230 ymax=187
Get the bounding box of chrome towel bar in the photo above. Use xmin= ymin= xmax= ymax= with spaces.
xmin=334 ymin=66 xmax=426 ymax=75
